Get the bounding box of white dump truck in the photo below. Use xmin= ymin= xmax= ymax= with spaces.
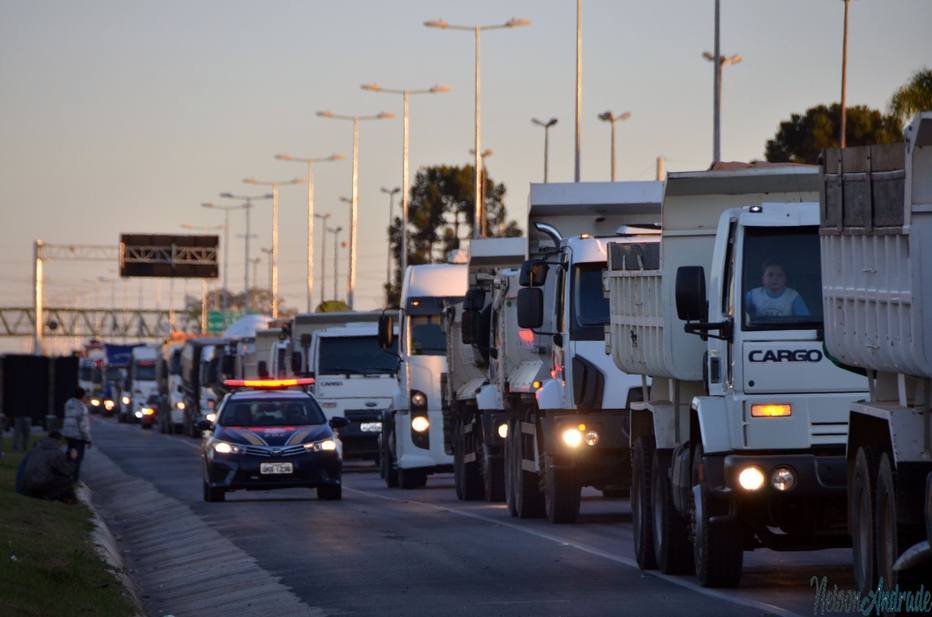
xmin=125 ymin=344 xmax=159 ymax=423
xmin=821 ymin=114 xmax=932 ymax=593
xmin=512 ymin=182 xmax=663 ymax=523
xmin=308 ymin=322 xmax=399 ymax=462
xmin=379 ymin=263 xmax=467 ymax=489
xmin=605 ymin=164 xmax=868 ymax=587
xmin=290 ymin=311 xmax=382 ymax=378
xmin=447 ymin=237 xmax=525 ymax=501
xmin=157 ymin=341 xmax=187 ymax=434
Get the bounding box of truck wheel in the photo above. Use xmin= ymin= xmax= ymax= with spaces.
xmin=632 ymin=437 xmax=658 ymax=570
xmin=651 ymin=448 xmax=694 ymax=574
xmin=691 ymin=444 xmax=743 ymax=587
xmin=511 ymin=414 xmax=544 ymax=519
xmin=482 ymin=447 xmax=506 ymax=502
xmin=454 ymin=419 xmax=484 ymax=500
xmin=381 ymin=422 xmax=399 ymax=488
xmin=505 ymin=419 xmax=518 ymax=516
xmin=173 ymin=423 xmax=183 ymax=435
xmin=544 ymin=454 xmax=580 ymax=524
xmin=202 ymin=480 xmax=225 ymax=503
xmin=874 ymin=452 xmax=925 ymax=592
xmin=317 ymin=484 xmax=342 ymax=501
xmin=399 ymin=467 xmax=427 ymax=489
xmin=850 ymin=446 xmax=878 ymax=595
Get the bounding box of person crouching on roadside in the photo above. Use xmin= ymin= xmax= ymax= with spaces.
xmin=18 ymin=430 xmax=77 ymax=503
xmin=62 ymin=387 xmax=92 ymax=483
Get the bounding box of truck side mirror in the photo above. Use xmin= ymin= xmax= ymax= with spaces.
xmin=675 ymin=266 xmax=707 ymax=322
xmin=461 ymin=310 xmax=476 ymax=345
xmin=517 ymin=288 xmax=544 ymax=329
xmin=378 ymin=313 xmax=395 ymax=349
xmin=221 ymin=355 xmax=235 ymax=377
xmin=518 ymin=259 xmax=549 ymax=287
xmin=463 ymin=288 xmax=485 ymax=311
xmin=291 ymin=351 xmax=303 ymax=376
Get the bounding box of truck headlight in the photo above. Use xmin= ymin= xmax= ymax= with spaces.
xmin=738 ymin=466 xmax=766 ymax=491
xmin=411 ymin=415 xmax=430 ymax=433
xmin=176 ymin=401 xmax=186 ymax=410
xmin=90 ymin=398 xmax=101 ymax=407
xmin=121 ymin=395 xmax=131 ymax=405
xmin=205 ymin=412 xmax=217 ymax=423
xmin=561 ymin=427 xmax=583 ymax=448
xmin=584 ymin=431 xmax=600 ymax=447
xmin=410 ymin=391 xmax=427 ymax=409
xmin=771 ymin=466 xmax=796 ymax=492
xmin=104 ymin=400 xmax=115 ymax=410
xmin=497 ymin=423 xmax=508 ymax=439
xmin=142 ymin=407 xmax=156 ymax=416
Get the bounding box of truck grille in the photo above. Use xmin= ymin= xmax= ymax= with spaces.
xmin=810 ymin=421 xmax=848 ymax=446
xmin=344 ymin=409 xmax=382 ymax=422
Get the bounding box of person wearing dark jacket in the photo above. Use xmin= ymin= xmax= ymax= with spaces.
xmin=19 ymin=431 xmax=76 ymax=502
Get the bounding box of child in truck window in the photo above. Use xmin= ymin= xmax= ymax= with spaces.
xmin=745 ymin=260 xmax=810 ymax=318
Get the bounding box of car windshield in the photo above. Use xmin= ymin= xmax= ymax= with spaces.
xmin=218 ymin=397 xmax=326 ymax=426
xmin=410 ymin=315 xmax=446 ymax=356
xmin=571 ymin=264 xmax=609 ymax=340
xmin=741 ymin=226 xmax=823 ymax=330
xmin=133 ymin=363 xmax=156 ymax=381
xmin=319 ymin=335 xmax=398 ymax=375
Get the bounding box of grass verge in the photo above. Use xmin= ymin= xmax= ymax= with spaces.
xmin=0 ymin=436 xmax=136 ymax=617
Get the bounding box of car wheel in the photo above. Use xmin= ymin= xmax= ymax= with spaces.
xmin=203 ymin=480 xmax=225 ymax=503
xmin=317 ymin=484 xmax=342 ymax=501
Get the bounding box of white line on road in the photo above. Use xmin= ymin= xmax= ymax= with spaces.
xmin=344 ymin=485 xmax=805 ymax=617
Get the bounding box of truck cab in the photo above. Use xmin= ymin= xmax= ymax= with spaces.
xmin=127 ymin=345 xmax=160 ymax=423
xmin=308 ymin=323 xmax=399 ymax=461
xmin=158 ymin=343 xmax=186 ymax=434
xmin=379 ymin=263 xmax=467 ymax=489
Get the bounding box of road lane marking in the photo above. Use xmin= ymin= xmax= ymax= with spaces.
xmin=344 ymin=485 xmax=804 ymax=617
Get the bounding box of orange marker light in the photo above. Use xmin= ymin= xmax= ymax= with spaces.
xmin=750 ymin=403 xmax=792 ymax=418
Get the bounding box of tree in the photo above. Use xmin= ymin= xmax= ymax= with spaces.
xmin=765 ymin=104 xmax=902 ymax=164
xmin=316 ymin=300 xmax=350 ymax=313
xmin=889 ymin=68 xmax=932 ymax=126
xmin=182 ymin=287 xmax=293 ymax=332
xmin=384 ymin=164 xmax=521 ymax=306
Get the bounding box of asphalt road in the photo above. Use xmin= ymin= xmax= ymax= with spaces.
xmin=84 ymin=416 xmax=857 ymax=617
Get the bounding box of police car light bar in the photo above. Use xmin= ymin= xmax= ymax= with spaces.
xmin=223 ymin=378 xmax=315 ymax=389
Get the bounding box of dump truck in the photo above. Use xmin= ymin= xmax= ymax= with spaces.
xmin=821 ymin=113 xmax=932 ymax=593
xmin=605 ymin=164 xmax=867 ymax=587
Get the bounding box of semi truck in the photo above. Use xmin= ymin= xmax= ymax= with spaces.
xmin=126 ymin=344 xmax=160 ymax=425
xmin=290 ymin=311 xmax=382 ymax=378
xmin=820 ymin=114 xmax=932 ymax=593
xmin=604 ymin=164 xmax=867 ymax=587
xmin=180 ymin=337 xmax=227 ymax=436
xmin=379 ymin=263 xmax=468 ymax=489
xmin=157 ymin=341 xmax=186 ymax=434
xmin=447 ymin=237 xmax=525 ymax=501
xmin=512 ymin=181 xmax=663 ymax=523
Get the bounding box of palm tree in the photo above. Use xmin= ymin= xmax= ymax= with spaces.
xmin=889 ymin=68 xmax=932 ymax=126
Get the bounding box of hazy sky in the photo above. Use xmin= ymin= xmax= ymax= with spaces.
xmin=1 ymin=0 xmax=929 ymax=350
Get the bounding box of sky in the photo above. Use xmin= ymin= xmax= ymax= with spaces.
xmin=1 ymin=0 xmax=930 ymax=352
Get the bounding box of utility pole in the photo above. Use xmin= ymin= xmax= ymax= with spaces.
xmin=840 ymin=0 xmax=850 ymax=148
xmin=314 ymin=213 xmax=330 ymax=306
xmin=380 ymin=187 xmax=400 ymax=292
xmin=597 ymin=111 xmax=631 ymax=181
xmin=704 ymin=0 xmax=741 ymax=164
xmin=656 ymin=156 xmax=666 ymax=181
xmin=531 ymin=118 xmax=558 ymax=182
xmin=575 ymin=0 xmax=582 ymax=182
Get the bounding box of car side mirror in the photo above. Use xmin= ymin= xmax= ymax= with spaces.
xmin=675 ymin=266 xmax=707 ymax=322
xmin=195 ymin=419 xmax=213 ymax=431
xmin=463 ymin=287 xmax=485 ymax=311
xmin=517 ymin=287 xmax=544 ymax=329
xmin=329 ymin=417 xmax=350 ymax=429
xmin=378 ymin=313 xmax=395 ymax=349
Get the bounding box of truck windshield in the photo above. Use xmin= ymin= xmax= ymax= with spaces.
xmin=319 ymin=335 xmax=398 ymax=375
xmin=410 ymin=315 xmax=446 ymax=356
xmin=169 ymin=349 xmax=182 ymax=375
xmin=571 ymin=264 xmax=610 ymax=341
xmin=741 ymin=226 xmax=823 ymax=330
xmin=79 ymin=365 xmax=101 ymax=383
xmin=133 ymin=363 xmax=156 ymax=381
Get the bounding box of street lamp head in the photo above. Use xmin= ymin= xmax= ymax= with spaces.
xmin=243 ymin=178 xmax=257 ymax=185
xmin=430 ymin=84 xmax=451 ymax=93
xmin=361 ymin=83 xmax=382 ymax=92
xmin=424 ymin=19 xmax=449 ymax=29
xmin=316 ymin=110 xmax=334 ymax=118
xmin=200 ymin=202 xmax=215 ymax=209
xmin=598 ymin=111 xmax=613 ymax=122
xmin=505 ymin=18 xmax=531 ymax=28
xmin=376 ymin=111 xmax=395 ymax=120
xmin=619 ymin=111 xmax=632 ymax=121
xmin=219 ymin=192 xmax=234 ymax=198
xmin=727 ymin=54 xmax=743 ymax=65
xmin=382 ymin=186 xmax=401 ymax=195
xmin=547 ymin=117 xmax=558 ymax=127
xmin=702 ymin=51 xmax=716 ymax=62
xmin=275 ymin=153 xmax=293 ymax=161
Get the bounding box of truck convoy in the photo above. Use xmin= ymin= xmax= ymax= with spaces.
xmin=821 ymin=113 xmax=932 ymax=592
xmin=446 ymin=237 xmax=525 ymax=501
xmin=379 ymin=263 xmax=468 ymax=489
xmin=512 ymin=182 xmax=662 ymax=523
xmin=605 ymin=163 xmax=868 ymax=586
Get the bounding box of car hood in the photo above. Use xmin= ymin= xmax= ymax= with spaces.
xmin=215 ymin=424 xmax=332 ymax=447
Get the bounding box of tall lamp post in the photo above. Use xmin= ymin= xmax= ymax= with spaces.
xmin=242 ymin=177 xmax=303 ymax=318
xmin=705 ymin=0 xmax=741 ymax=164
xmin=839 ymin=0 xmax=850 ymax=148
xmin=218 ymin=192 xmax=273 ymax=297
xmin=327 ymin=226 xmax=343 ymax=301
xmin=362 ymin=83 xmax=448 ymax=279
xmin=531 ymin=117 xmax=558 ymax=182
xmin=316 ymin=110 xmax=394 ymax=309
xmin=597 ymin=111 xmax=631 ymax=181
xmin=468 ymin=148 xmax=493 ymax=236
xmin=380 ymin=187 xmax=400 ymax=291
xmin=275 ymin=152 xmax=343 ymax=312
xmin=198 ymin=204 xmax=241 ymax=311
xmin=314 ymin=213 xmax=330 ymax=306
xmin=425 ymin=17 xmax=530 ymax=239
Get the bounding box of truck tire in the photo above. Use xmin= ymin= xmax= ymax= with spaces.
xmin=505 ymin=419 xmax=518 ymax=516
xmin=544 ymin=454 xmax=580 ymax=524
xmin=454 ymin=418 xmax=484 ymax=500
xmin=482 ymin=446 xmax=506 ymax=502
xmin=632 ymin=437 xmax=658 ymax=570
xmin=691 ymin=444 xmax=743 ymax=587
xmin=399 ymin=467 xmax=427 ymax=489
xmin=651 ymin=448 xmax=694 ymax=574
xmin=874 ymin=452 xmax=927 ymax=592
xmin=317 ymin=484 xmax=342 ymax=501
xmin=381 ymin=421 xmax=399 ymax=488
xmin=850 ymin=446 xmax=878 ymax=595
xmin=511 ymin=413 xmax=544 ymax=519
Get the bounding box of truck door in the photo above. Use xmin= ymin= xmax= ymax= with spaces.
xmin=708 ymin=221 xmax=738 ymax=396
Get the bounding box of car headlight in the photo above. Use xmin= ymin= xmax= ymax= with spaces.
xmin=104 ymin=400 xmax=115 ymax=410
xmin=121 ymin=395 xmax=131 ymax=405
xmin=90 ymin=398 xmax=101 ymax=407
xmin=134 ymin=410 xmax=143 ymax=418
xmin=176 ymin=401 xmax=186 ymax=410
xmin=304 ymin=439 xmax=338 ymax=452
xmin=205 ymin=412 xmax=217 ymax=423
xmin=411 ymin=415 xmax=430 ymax=433
xmin=213 ymin=441 xmax=240 ymax=454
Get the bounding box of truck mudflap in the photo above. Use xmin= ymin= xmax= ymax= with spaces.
xmin=538 ymin=410 xmax=631 ymax=485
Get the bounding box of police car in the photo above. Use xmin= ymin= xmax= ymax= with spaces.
xmin=200 ymin=378 xmax=348 ymax=502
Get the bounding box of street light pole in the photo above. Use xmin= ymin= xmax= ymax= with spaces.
xmin=198 ymin=206 xmax=235 ymax=310
xmin=243 ymin=178 xmax=302 ymax=318
xmin=575 ymin=0 xmax=582 ymax=182
xmin=597 ymin=111 xmax=631 ymax=181
xmin=328 ymin=226 xmax=342 ymax=301
xmin=840 ymin=0 xmax=850 ymax=148
xmin=469 ymin=148 xmax=493 ymax=235
xmin=314 ymin=213 xmax=330 ymax=306
xmin=316 ymin=110 xmax=394 ymax=309
xmin=380 ymin=187 xmax=400 ymax=291
xmin=425 ymin=17 xmax=529 ymax=238
xmin=275 ymin=153 xmax=343 ymax=312
xmin=531 ymin=118 xmax=558 ymax=182
xmin=705 ymin=1 xmax=741 ymax=164
xmin=218 ymin=192 xmax=273 ymax=301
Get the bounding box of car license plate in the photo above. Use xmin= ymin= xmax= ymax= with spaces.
xmin=360 ymin=422 xmax=382 ymax=432
xmin=260 ymin=462 xmax=293 ymax=475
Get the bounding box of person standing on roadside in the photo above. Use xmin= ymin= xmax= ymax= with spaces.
xmin=62 ymin=387 xmax=92 ymax=483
